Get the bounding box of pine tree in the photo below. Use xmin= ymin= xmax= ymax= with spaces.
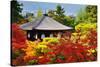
xmin=11 ymin=0 xmax=23 ymax=23
xmin=54 ymin=5 xmax=66 ymax=25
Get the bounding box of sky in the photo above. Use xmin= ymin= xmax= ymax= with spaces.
xmin=18 ymin=1 xmax=87 ymax=16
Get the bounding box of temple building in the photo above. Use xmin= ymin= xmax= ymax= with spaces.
xmin=20 ymin=14 xmax=73 ymax=41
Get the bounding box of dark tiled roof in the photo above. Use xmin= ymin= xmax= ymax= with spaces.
xmin=20 ymin=16 xmax=73 ymax=30
xmin=20 ymin=16 xmax=44 ymax=30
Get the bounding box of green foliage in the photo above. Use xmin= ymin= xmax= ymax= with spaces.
xmin=26 ymin=13 xmax=34 ymax=18
xmin=75 ymin=8 xmax=88 ymax=24
xmin=75 ymin=5 xmax=97 ymax=24
xmin=64 ymin=16 xmax=75 ymax=27
xmin=54 ymin=5 xmax=66 ymax=25
xmin=37 ymin=8 xmax=43 ymax=17
xmin=57 ymin=55 xmax=65 ymax=60
xmin=11 ymin=0 xmax=23 ymax=23
xmin=48 ymin=5 xmax=67 ymax=25
xmin=12 ymin=50 xmax=21 ymax=59
xmin=55 ymin=5 xmax=65 ymax=17
xmin=86 ymin=5 xmax=97 ymax=23
xmin=48 ymin=5 xmax=76 ymax=27
xmin=28 ymin=60 xmax=38 ymax=65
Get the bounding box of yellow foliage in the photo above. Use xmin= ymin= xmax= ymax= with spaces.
xmin=38 ymin=42 xmax=48 ymax=45
xmin=36 ymin=44 xmax=47 ymax=49
xmin=43 ymin=37 xmax=59 ymax=44
xmin=88 ymin=49 xmax=96 ymax=53
xmin=23 ymin=40 xmax=37 ymax=58
xmin=75 ymin=23 xmax=97 ymax=32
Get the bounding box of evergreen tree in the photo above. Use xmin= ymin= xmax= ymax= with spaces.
xmin=48 ymin=5 xmax=75 ymax=26
xmin=48 ymin=5 xmax=67 ymax=25
xmin=55 ymin=5 xmax=65 ymax=17
xmin=54 ymin=5 xmax=66 ymax=25
xmin=11 ymin=0 xmax=23 ymax=23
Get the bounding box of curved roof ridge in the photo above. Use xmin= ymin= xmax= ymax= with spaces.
xmin=32 ymin=16 xmax=45 ymax=29
xmin=20 ymin=15 xmax=73 ymax=30
xmin=35 ymin=16 xmax=73 ymax=30
xmin=19 ymin=16 xmax=45 ymax=30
